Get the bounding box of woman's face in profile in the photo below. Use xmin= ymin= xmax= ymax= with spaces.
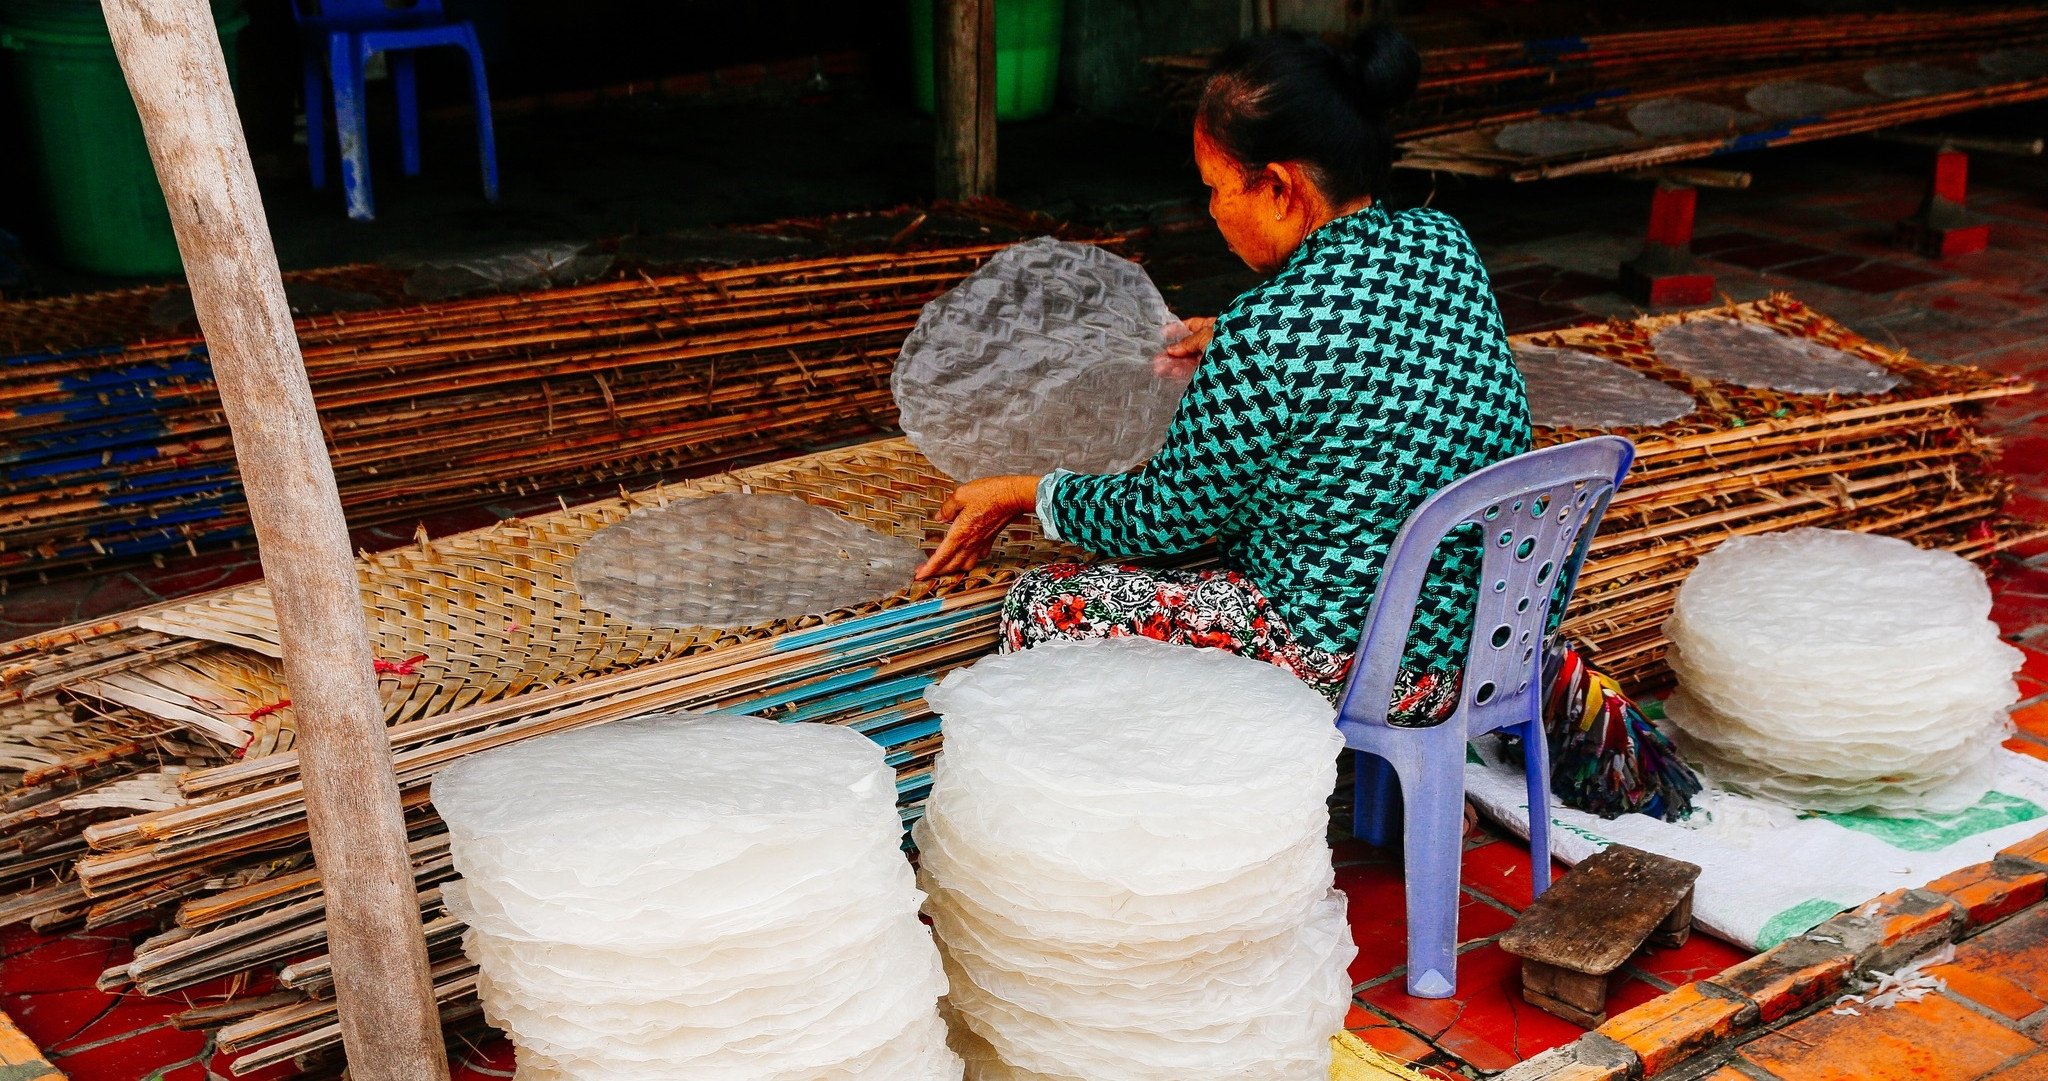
xmin=1194 ymin=126 xmax=1298 ymax=276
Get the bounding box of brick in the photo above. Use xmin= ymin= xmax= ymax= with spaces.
xmin=1706 ymin=936 xmax=1856 ymax=1023
xmin=1997 ymin=828 xmax=2048 ymax=870
xmin=1742 ymin=993 xmax=2035 ymax=1081
xmin=1928 ymin=962 xmax=2047 ymax=1020
xmin=1596 ymin=984 xmax=1756 ymax=1077
xmin=1923 ymin=860 xmax=2048 ymax=928
xmin=1493 ymin=1034 xmax=1642 ymax=1081
xmin=1808 ymin=889 xmax=1962 ymax=972
xmin=1985 ymin=1052 xmax=2048 ymax=1081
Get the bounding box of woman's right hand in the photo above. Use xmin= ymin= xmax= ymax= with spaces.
xmin=1153 ymin=316 xmax=1215 ymax=380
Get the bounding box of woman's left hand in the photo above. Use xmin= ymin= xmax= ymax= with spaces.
xmin=916 ymin=475 xmax=1041 ymax=580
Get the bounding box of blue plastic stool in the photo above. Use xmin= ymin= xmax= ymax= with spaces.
xmin=1334 ymin=435 xmax=1635 ymax=999
xmin=294 ymin=0 xmax=499 ymax=221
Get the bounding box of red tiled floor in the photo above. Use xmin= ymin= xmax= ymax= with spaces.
xmin=48 ymin=1025 xmax=206 ymax=1080
xmin=5 ymin=989 xmax=126 ymax=1052
xmin=1358 ymin=942 xmax=1651 ymax=1069
xmin=1336 ymin=859 xmax=1518 ymax=985
xmin=43 ymin=991 xmax=185 ymax=1056
xmin=1690 ymin=231 xmax=1778 ymax=256
xmin=1622 ymin=932 xmax=1753 ymax=988
xmin=1705 ymin=240 xmax=1834 ymax=271
xmin=1345 ymin=1002 xmax=1439 ymax=1063
xmin=451 ymin=1034 xmax=517 ymax=1077
xmin=1458 ymin=837 xmax=1571 ymax=912
xmin=0 ymin=936 xmax=123 ymax=995
xmin=1822 ymin=261 xmax=1951 ymax=295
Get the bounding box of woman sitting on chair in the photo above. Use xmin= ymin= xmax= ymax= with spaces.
xmin=916 ymin=28 xmax=1693 ymax=817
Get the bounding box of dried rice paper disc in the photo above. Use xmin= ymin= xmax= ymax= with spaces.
xmin=1651 ymin=318 xmax=1900 ymax=395
xmin=1980 ymin=49 xmax=2048 ymax=80
xmin=1514 ymin=345 xmax=1697 ymax=428
xmin=1744 ymin=81 xmax=1876 ymax=118
xmin=570 ymin=493 xmax=920 ymax=630
xmin=1492 ymin=120 xmax=1635 ymax=157
xmin=1625 ymin=98 xmax=1754 ymax=138
xmin=893 ymin=237 xmax=1186 ymax=481
xmin=1864 ymin=62 xmax=1991 ymax=99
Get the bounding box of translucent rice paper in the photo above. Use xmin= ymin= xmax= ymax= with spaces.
xmin=434 ymin=713 xmax=962 ymax=1081
xmin=1662 ymin=530 xmax=2020 ymax=815
xmin=571 ymin=492 xmax=920 ymax=630
xmin=1864 ymin=63 xmax=1990 ymax=99
xmin=1744 ymin=81 xmax=1876 ymax=119
xmin=1650 ymin=318 xmax=1901 ymax=395
xmin=893 ymin=237 xmax=1188 ymax=482
xmin=1493 ymin=120 xmax=1635 ymax=157
xmin=916 ymin=638 xmax=1354 ymax=1079
xmin=1981 ymin=49 xmax=2048 ymax=80
xmin=1625 ymin=99 xmax=1753 ymax=138
xmin=1514 ymin=345 xmax=1698 ymax=429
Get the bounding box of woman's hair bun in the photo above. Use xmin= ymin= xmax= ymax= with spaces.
xmin=1198 ymin=26 xmax=1420 ymax=203
xmin=1347 ymin=25 xmax=1420 ymax=115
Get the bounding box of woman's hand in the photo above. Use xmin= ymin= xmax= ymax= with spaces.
xmin=916 ymin=475 xmax=1042 ymax=580
xmin=1153 ymin=316 xmax=1215 ymax=380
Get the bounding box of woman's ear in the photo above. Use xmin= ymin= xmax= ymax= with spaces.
xmin=1261 ymin=161 xmax=1305 ymax=220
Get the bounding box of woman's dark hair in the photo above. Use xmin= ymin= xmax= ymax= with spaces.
xmin=1197 ymin=27 xmax=1421 ymax=204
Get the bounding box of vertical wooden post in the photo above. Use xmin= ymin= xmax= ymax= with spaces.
xmin=935 ymin=0 xmax=996 ymax=200
xmin=98 ymin=3 xmax=451 ymax=1080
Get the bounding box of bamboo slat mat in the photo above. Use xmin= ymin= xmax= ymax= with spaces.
xmin=0 ymin=203 xmax=1109 ymax=586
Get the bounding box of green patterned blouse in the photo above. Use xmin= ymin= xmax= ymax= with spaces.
xmin=1041 ymin=203 xmax=1532 ymax=671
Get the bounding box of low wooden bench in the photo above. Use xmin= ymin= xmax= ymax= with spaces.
xmin=1498 ymin=843 xmax=1702 ymax=1026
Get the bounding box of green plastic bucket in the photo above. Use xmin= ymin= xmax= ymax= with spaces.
xmin=0 ymin=0 xmax=247 ymax=275
xmin=910 ymin=0 xmax=1064 ymax=122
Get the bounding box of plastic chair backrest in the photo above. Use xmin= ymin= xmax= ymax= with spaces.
xmin=1335 ymin=436 xmax=1635 ymax=738
xmin=292 ymin=0 xmax=445 ymax=26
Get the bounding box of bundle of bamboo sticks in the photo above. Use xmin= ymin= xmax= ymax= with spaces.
xmin=0 ymin=298 xmax=2034 ymax=1075
xmin=0 ymin=209 xmax=1100 ymax=587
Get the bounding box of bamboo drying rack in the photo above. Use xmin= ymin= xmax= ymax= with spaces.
xmin=0 ymin=296 xmax=2035 ymax=1074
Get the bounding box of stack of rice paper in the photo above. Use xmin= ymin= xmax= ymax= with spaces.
xmin=432 ymin=713 xmax=962 ymax=1080
xmin=916 ymin=639 xmax=1355 ymax=1080
xmin=1663 ymin=528 xmax=2021 ymax=815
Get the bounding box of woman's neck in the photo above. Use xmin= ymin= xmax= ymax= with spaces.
xmin=1301 ymin=195 xmax=1376 ymax=241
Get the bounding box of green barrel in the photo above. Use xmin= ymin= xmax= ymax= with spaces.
xmin=0 ymin=0 xmax=247 ymax=275
xmin=910 ymin=0 xmax=1065 ymax=122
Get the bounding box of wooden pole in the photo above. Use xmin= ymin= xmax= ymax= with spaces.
xmin=934 ymin=0 xmax=996 ymax=199
xmin=97 ymin=3 xmax=451 ymax=1079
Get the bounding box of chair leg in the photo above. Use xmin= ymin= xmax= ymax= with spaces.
xmin=1351 ymin=751 xmax=1401 ymax=849
xmin=329 ymin=34 xmax=374 ymax=221
xmin=393 ymin=51 xmax=421 ymax=178
xmin=1396 ymin=735 xmax=1469 ymax=999
xmin=1521 ymin=715 xmax=1554 ymax=899
xmin=458 ymin=26 xmax=499 ymax=201
xmin=302 ymin=54 xmax=328 ymax=190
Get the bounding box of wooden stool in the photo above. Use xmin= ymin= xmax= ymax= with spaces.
xmin=1498 ymin=844 xmax=1702 ymax=1027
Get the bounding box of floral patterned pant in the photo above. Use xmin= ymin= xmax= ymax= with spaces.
xmin=999 ymin=562 xmax=1462 ymax=725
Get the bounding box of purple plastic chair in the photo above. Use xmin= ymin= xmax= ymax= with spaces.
xmin=293 ymin=0 xmax=499 ymax=222
xmin=1334 ymin=435 xmax=1635 ymax=999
